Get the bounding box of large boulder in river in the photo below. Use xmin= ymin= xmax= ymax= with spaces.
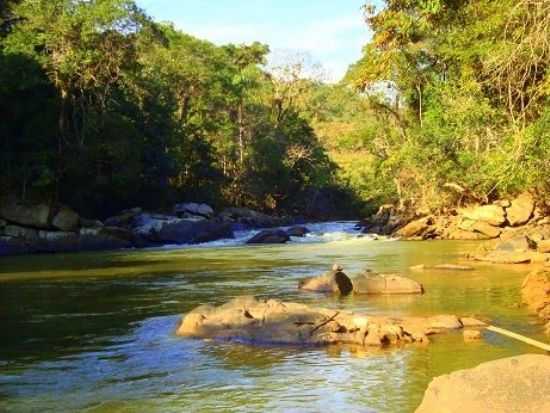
xmin=506 ymin=192 xmax=535 ymax=226
xmin=0 ymin=198 xmax=51 ymax=229
xmin=246 ymin=229 xmax=290 ymax=244
xmin=459 ymin=218 xmax=501 ymax=238
xmin=415 ymin=354 xmax=550 ymax=413
xmin=462 ymin=204 xmax=506 ymax=227
xmin=177 ymin=296 xmax=465 ymax=347
xmin=157 ymin=219 xmax=233 ymax=244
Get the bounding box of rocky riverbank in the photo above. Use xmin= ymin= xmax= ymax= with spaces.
xmin=360 ymin=192 xmax=549 ymax=242
xmin=0 ymin=197 xmax=307 ymax=256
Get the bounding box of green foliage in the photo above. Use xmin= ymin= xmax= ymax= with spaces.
xmin=341 ymin=0 xmax=550 ymax=211
xmin=0 ymin=0 xmax=341 ymax=217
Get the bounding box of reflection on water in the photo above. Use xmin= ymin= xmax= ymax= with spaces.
xmin=0 ymin=226 xmax=547 ymax=413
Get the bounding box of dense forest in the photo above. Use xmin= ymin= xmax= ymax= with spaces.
xmin=1 ymin=0 xmax=549 ymax=220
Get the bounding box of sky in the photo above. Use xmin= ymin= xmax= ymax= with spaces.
xmin=135 ymin=0 xmax=378 ymax=82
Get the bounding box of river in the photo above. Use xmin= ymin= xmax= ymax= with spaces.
xmin=0 ymin=222 xmax=546 ymax=412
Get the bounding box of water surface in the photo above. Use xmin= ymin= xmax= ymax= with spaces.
xmin=0 ymin=223 xmax=546 ymax=412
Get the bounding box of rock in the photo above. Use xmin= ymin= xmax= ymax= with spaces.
xmin=51 ymin=206 xmax=80 ymax=232
xmin=447 ymin=229 xmax=490 ymax=240
xmin=506 ymin=192 xmax=535 ymax=226
xmin=35 ymin=230 xmax=80 ymax=253
xmin=415 ymin=354 xmax=550 ymax=413
xmin=472 ymin=251 xmax=533 ymax=264
xmin=462 ymin=204 xmax=506 ymax=226
xmin=433 ymin=264 xmax=473 ymax=271
xmin=521 ymin=270 xmax=550 ymax=322
xmin=352 ymin=271 xmax=424 ymax=295
xmin=298 ymin=269 xmax=354 ymax=295
xmin=246 ymin=229 xmax=290 ymax=244
xmin=537 ymin=240 xmax=550 ymax=253
xmin=471 ymin=221 xmax=502 ymax=238
xmin=495 ymin=236 xmax=532 ymax=252
xmin=157 ymin=219 xmax=233 ymax=244
xmin=463 ymin=329 xmax=482 ymax=341
xmin=174 ymin=202 xmax=214 ymax=218
xmin=286 ymin=226 xmax=310 ymax=237
xmin=428 ymin=315 xmax=462 ymax=329
xmin=177 ymin=296 xmax=467 ymax=347
xmin=104 ymin=207 xmax=142 ymax=227
xmin=495 ymin=199 xmax=511 ymax=208
xmin=410 ymin=264 xmax=426 ymax=271
xmin=80 ymin=218 xmax=104 ymax=228
xmin=3 ymin=224 xmax=38 ymax=240
xmin=396 ymin=217 xmax=433 ymax=238
xmin=460 ymin=317 xmax=487 ymax=327
xmin=220 ymin=207 xmax=291 ymax=228
xmin=0 ymin=198 xmax=51 ymax=229
xmin=79 ymin=227 xmax=134 ymax=251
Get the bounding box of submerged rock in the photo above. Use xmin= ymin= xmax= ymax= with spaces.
xmin=177 ymin=296 xmax=466 ymax=347
xmin=415 ymin=354 xmax=550 ymax=413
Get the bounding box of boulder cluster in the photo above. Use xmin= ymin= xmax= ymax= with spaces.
xmin=0 ymin=198 xmax=304 ymax=256
xmin=361 ymin=192 xmax=549 ymax=244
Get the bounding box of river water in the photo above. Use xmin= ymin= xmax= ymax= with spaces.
xmin=0 ymin=222 xmax=547 ymax=412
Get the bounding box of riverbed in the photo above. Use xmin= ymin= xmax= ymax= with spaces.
xmin=0 ymin=222 xmax=546 ymax=412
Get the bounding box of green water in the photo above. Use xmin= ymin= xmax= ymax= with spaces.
xmin=0 ymin=237 xmax=547 ymax=412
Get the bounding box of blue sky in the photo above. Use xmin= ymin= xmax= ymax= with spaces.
xmin=135 ymin=0 xmax=379 ymax=82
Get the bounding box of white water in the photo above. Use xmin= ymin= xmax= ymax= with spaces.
xmin=158 ymin=221 xmax=394 ymax=250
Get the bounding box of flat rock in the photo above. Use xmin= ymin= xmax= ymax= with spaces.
xmin=507 ymin=192 xmax=535 ymax=226
xmin=433 ymin=264 xmax=473 ymax=271
xmin=177 ymin=296 xmax=467 ymax=348
xmin=415 ymin=354 xmax=550 ymax=413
